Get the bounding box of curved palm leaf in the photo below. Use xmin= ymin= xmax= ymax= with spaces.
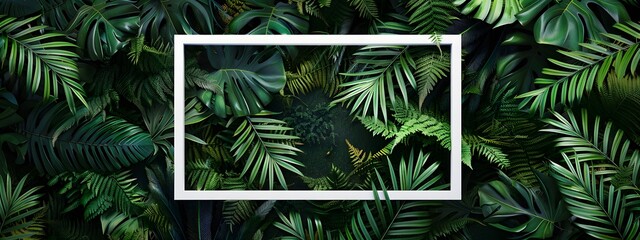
xmin=453 ymin=0 xmax=522 ymax=28
xmin=344 ymin=187 xmax=433 ymax=239
xmin=228 ymin=0 xmax=309 ymax=34
xmin=543 ymin=109 xmax=639 ymax=178
xmin=206 ymin=46 xmax=286 ymax=117
xmin=274 ymin=211 xmax=328 ymax=240
xmin=543 ymin=109 xmax=640 ymax=209
xmin=231 ymin=114 xmax=303 ymax=190
xmin=21 ymin=103 xmax=154 ymax=175
xmin=0 ymin=175 xmax=43 ymax=240
xmin=0 ymin=15 xmax=87 ymax=111
xmin=138 ymin=0 xmax=218 ymax=42
xmin=66 ymin=0 xmax=140 ymax=60
xmin=518 ymin=21 xmax=640 ymax=115
xmin=384 ymin=149 xmax=445 ymax=191
xmin=551 ymin=153 xmax=640 ymax=239
xmin=479 ymin=171 xmax=569 ymax=239
xmin=332 ymin=45 xmax=418 ymax=122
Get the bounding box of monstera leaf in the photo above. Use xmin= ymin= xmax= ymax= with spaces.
xmin=453 ymin=0 xmax=523 ymax=28
xmin=206 ymin=46 xmax=286 ymax=117
xmin=480 ymin=171 xmax=569 ymax=239
xmin=66 ymin=0 xmax=140 ymax=60
xmin=138 ymin=0 xmax=217 ymax=42
xmin=518 ymin=0 xmax=629 ymax=50
xmin=228 ymin=0 xmax=308 ymax=35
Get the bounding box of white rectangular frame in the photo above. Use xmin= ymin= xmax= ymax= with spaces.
xmin=174 ymin=35 xmax=461 ymax=200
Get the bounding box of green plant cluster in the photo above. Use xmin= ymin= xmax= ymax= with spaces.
xmin=1 ymin=0 xmax=640 ymax=239
xmin=283 ymin=104 xmax=336 ymax=145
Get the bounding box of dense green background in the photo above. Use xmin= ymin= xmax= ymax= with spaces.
xmin=1 ymin=0 xmax=640 ymax=239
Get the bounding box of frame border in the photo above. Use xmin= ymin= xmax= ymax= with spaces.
xmin=174 ymin=35 xmax=461 ymax=200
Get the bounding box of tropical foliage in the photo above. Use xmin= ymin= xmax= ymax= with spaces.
xmin=1 ymin=0 xmax=640 ymax=239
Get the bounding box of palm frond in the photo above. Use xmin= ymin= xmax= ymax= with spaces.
xmin=346 ymin=0 xmax=377 ymax=19
xmin=231 ymin=114 xmax=304 ymax=189
xmin=406 ymin=0 xmax=456 ymax=34
xmin=0 ymin=15 xmax=87 ymax=111
xmin=0 ymin=174 xmax=43 ymax=240
xmin=453 ymin=0 xmax=522 ymax=27
xmin=344 ymin=186 xmax=435 ymax=239
xmin=551 ymin=153 xmax=640 ymax=239
xmin=543 ymin=109 xmax=638 ymax=176
xmin=518 ymin=21 xmax=640 ymax=115
xmin=274 ymin=211 xmax=330 ymax=240
xmin=543 ymin=109 xmax=640 ymax=210
xmin=21 ymin=103 xmax=154 ymax=175
xmin=332 ymin=45 xmax=416 ymax=122
xmin=384 ymin=149 xmax=445 ymax=191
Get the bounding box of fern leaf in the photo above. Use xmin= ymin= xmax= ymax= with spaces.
xmin=464 ymin=135 xmax=510 ymax=168
xmin=406 ymin=0 xmax=456 ymax=34
xmin=415 ymin=53 xmax=450 ymax=108
xmin=358 ymin=116 xmax=398 ymax=138
xmin=51 ymin=170 xmax=145 ymax=220
xmin=346 ymin=139 xmax=388 ymax=177
xmin=285 ymin=50 xmax=332 ymax=96
xmin=391 ymin=104 xmax=451 ymax=151
xmin=346 ymin=0 xmax=377 ymax=19
xmin=186 ymin=159 xmax=223 ymax=190
xmin=223 ymin=200 xmax=257 ymax=227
